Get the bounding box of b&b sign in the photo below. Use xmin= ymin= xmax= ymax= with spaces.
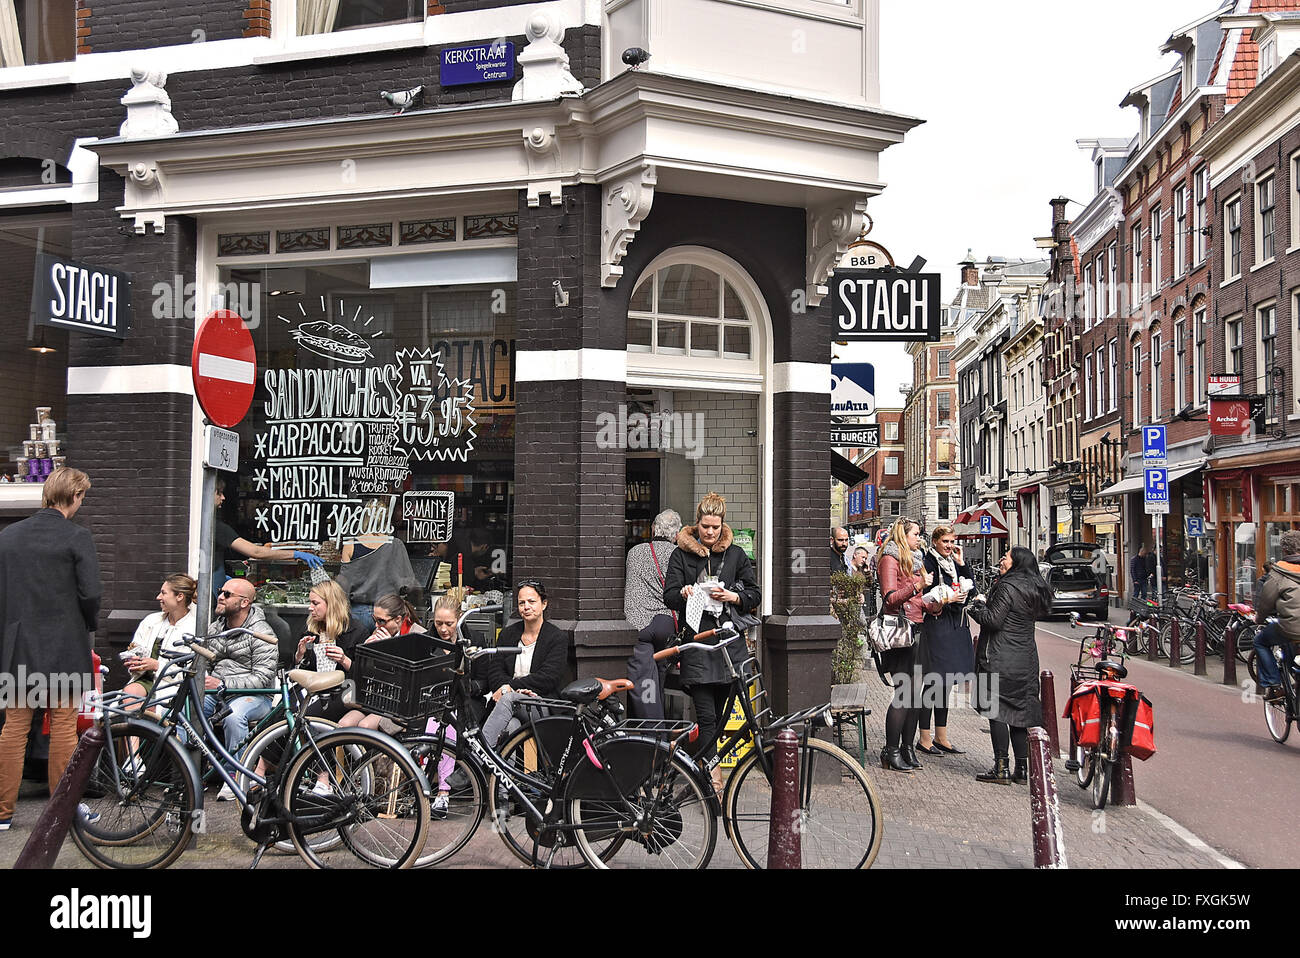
xmin=833 ymin=269 xmax=941 ymax=342
xmin=32 ymin=253 xmax=132 ymax=339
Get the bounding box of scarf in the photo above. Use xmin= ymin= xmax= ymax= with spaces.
xmin=928 ymin=547 xmax=957 ymax=584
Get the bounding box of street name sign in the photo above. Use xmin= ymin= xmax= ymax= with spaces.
xmin=832 ymin=269 xmax=941 ymax=342
xmin=1144 ymin=467 xmax=1170 ymax=515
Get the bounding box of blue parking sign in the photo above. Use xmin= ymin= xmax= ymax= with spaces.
xmin=979 ymin=514 xmax=992 ymax=534
xmin=1144 ymin=467 xmax=1169 ymax=514
xmin=1142 ymin=425 xmax=1167 ymax=466
xmin=1187 ymin=515 xmax=1204 ymax=537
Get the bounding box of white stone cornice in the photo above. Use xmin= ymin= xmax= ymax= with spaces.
xmin=68 ymin=364 xmax=194 ymax=396
xmin=601 ymin=164 xmax=656 ymax=287
xmin=522 ymin=123 xmax=564 ymax=207
xmin=516 ymin=348 xmax=628 ymax=382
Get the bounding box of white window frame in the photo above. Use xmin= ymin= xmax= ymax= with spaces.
xmin=1193 ymin=304 xmax=1207 ymax=407
xmin=1194 ymin=167 xmax=1208 ymax=266
xmin=1292 ymin=152 xmax=1300 ymax=252
xmin=1174 ymin=184 xmax=1188 ymax=278
xmin=1132 ymin=343 xmax=1143 ymax=426
xmin=1151 ymin=205 xmax=1163 ymax=293
xmin=1257 ymin=301 xmax=1278 ymax=422
xmin=1095 ymin=345 xmax=1105 ymax=417
xmin=271 ymin=0 xmax=425 ymax=41
xmin=1173 ymin=315 xmax=1186 ymax=412
xmin=1225 ymin=194 xmax=1242 ymax=282
xmin=1256 ymin=172 xmax=1276 ymax=266
xmin=885 ymin=456 xmax=900 ymax=476
xmin=1293 ymin=290 xmax=1300 ymax=420
xmin=1131 ymin=223 xmax=1143 ymax=309
xmin=0 ymin=0 xmax=77 ymax=70
xmin=1225 ymin=315 xmax=1243 ymax=375
xmin=1108 ymin=339 xmax=1118 ymax=413
xmin=1107 ymin=241 xmax=1118 ymax=315
xmin=1150 ymin=330 xmax=1161 ymax=421
xmin=1082 ymin=264 xmax=1092 ymax=330
xmin=1084 ymin=354 xmax=1093 ymax=420
xmin=885 ymin=421 xmax=899 ymax=442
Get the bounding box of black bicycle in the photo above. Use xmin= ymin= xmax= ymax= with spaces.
xmin=654 ymin=625 xmax=883 ymax=868
xmin=1260 ymin=618 xmax=1299 ymax=744
xmin=71 ymin=629 xmax=431 ymax=869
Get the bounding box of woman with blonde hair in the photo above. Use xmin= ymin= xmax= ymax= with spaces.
xmin=876 ymin=517 xmax=933 ymax=773
xmin=915 ymin=525 xmax=975 ymax=756
xmin=122 ymin=573 xmax=199 ymax=710
xmin=663 ymin=492 xmax=761 ymax=795
xmin=294 ymin=578 xmax=366 ymax=727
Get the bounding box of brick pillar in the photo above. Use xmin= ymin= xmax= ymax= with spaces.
xmin=68 ymin=178 xmax=197 ymax=647
xmin=512 ymin=185 xmax=634 ymax=683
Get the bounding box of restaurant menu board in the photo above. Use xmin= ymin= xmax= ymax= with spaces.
xmin=254 ymin=313 xmax=478 ymax=544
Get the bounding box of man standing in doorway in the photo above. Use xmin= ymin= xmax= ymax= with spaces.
xmin=1130 ymin=545 xmax=1149 ymax=600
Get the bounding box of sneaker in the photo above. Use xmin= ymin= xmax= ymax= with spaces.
xmin=431 ymin=793 xmax=450 ymax=819
xmin=311 ymin=780 xmax=334 ymax=797
xmin=1265 ymin=686 xmax=1286 ymax=703
xmin=0 ymin=819 xmax=11 ymax=831
xmin=78 ymin=803 xmax=101 ymax=825
xmin=216 ymin=783 xmax=236 ymax=802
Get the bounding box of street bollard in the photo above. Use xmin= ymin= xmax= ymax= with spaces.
xmin=1194 ymin=620 xmax=1208 ymax=676
xmin=1223 ymin=621 xmax=1238 ymax=686
xmin=1027 ymin=726 xmax=1067 ymax=869
xmin=766 ymin=728 xmax=801 ymax=869
xmin=1168 ymin=617 xmax=1180 ymax=668
xmin=1039 ymin=671 xmax=1060 ymax=758
xmin=1111 ymin=752 xmax=1137 ymax=806
xmin=1064 ymin=674 xmax=1079 ymax=772
xmin=14 ymin=724 xmax=105 ymax=869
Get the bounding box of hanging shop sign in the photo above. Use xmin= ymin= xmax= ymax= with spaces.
xmin=440 ymin=41 xmax=515 ymax=87
xmin=832 ymin=269 xmax=941 ymax=342
xmin=32 ymin=253 xmax=132 ymax=339
xmin=830 ymin=363 xmax=876 ymax=416
xmin=1207 ymin=374 xmax=1240 ymax=398
xmin=836 ymin=240 xmax=895 ymax=271
xmin=1209 ymin=398 xmax=1251 ymax=436
xmin=1068 ymin=483 xmax=1089 ymax=508
xmin=830 ymin=423 xmax=879 ymax=447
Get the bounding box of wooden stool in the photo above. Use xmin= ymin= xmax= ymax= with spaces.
xmin=830 ymin=683 xmax=871 ymax=769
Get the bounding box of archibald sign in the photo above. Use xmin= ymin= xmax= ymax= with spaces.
xmin=832 ymin=269 xmax=940 ymax=342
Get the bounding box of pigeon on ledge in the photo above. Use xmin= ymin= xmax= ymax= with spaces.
xmin=381 ymin=85 xmax=425 ymax=114
xmin=621 ymin=47 xmax=650 ymax=69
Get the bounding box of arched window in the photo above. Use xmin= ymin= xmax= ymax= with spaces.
xmin=625 ymin=248 xmax=764 ymax=389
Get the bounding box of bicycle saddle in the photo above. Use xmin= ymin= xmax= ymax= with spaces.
xmin=1096 ymin=660 xmax=1128 ymax=680
xmin=559 ymin=677 xmax=635 ymax=705
xmin=1228 ymin=603 xmax=1254 ymax=616
xmin=287 ymin=669 xmax=345 ymax=695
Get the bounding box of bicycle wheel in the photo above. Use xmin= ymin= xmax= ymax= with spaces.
xmin=1091 ymin=756 xmax=1112 ymax=809
xmin=1247 ymin=649 xmax=1260 ymax=685
xmin=281 ymin=729 xmax=430 ymax=869
xmin=1265 ymin=668 xmax=1292 ymax=744
xmin=491 ymin=724 xmax=600 ymax=868
xmin=1073 ymin=742 xmax=1093 ymax=787
xmin=234 ymin=717 xmax=339 ymax=854
xmin=725 ymin=737 xmax=883 ymax=869
xmin=71 ymin=720 xmax=199 ymax=869
xmin=1158 ymin=618 xmax=1196 ymax=664
xmin=1235 ymin=624 xmax=1258 ymax=667
xmin=568 ymin=746 xmax=715 ymax=869
xmin=401 ymin=734 xmax=486 ymax=868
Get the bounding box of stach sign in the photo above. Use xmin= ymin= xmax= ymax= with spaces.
xmin=833 ymin=269 xmax=941 ymax=342
xmin=32 ymin=253 xmax=132 ymax=339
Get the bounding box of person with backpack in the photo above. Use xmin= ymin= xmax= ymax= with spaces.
xmin=1254 ymin=530 xmax=1300 ymax=702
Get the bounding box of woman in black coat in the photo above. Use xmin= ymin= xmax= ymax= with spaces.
xmin=966 ymin=546 xmax=1052 ymax=785
xmin=663 ymin=492 xmax=761 ymax=796
xmin=916 ymin=525 xmax=976 ymax=756
xmin=481 ymin=579 xmax=571 ymax=746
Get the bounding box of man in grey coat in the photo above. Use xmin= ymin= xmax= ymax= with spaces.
xmin=0 ymin=467 xmax=101 ymax=829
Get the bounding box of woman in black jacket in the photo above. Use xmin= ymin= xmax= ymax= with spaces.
xmin=916 ymin=525 xmax=975 ymax=755
xmin=481 ymin=580 xmax=570 ymax=746
xmin=663 ymin=492 xmax=761 ymax=795
xmin=966 ymin=546 xmax=1052 ymax=785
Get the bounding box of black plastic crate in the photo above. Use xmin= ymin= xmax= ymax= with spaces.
xmin=352 ymin=632 xmax=457 ymax=723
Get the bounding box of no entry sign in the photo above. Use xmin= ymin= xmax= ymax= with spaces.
xmin=192 ymin=309 xmax=256 ymax=428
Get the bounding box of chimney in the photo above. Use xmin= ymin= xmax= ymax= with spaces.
xmin=959 ymin=249 xmax=978 ymax=287
xmin=1049 ymin=197 xmax=1071 ymax=284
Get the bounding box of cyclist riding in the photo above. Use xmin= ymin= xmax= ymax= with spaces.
xmin=1254 ymin=530 xmax=1300 ymax=703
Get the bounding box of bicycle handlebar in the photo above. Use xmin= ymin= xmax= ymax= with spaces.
xmin=653 ymin=628 xmax=743 ymax=661
xmin=464 ymin=645 xmax=523 ymax=661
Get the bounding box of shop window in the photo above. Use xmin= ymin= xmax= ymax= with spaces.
xmin=0 ymin=0 xmax=75 ymax=67
xmin=295 ymin=0 xmax=422 ymax=35
xmin=217 ymin=260 xmax=516 ymax=606
xmin=0 ymin=221 xmax=70 ymax=479
xmin=626 ymin=254 xmax=758 ymax=370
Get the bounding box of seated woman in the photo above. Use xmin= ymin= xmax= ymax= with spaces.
xmin=293 ymin=579 xmax=367 ymax=725
xmin=121 ymin=574 xmax=199 ymax=713
xmin=481 ymin=579 xmax=570 ymax=748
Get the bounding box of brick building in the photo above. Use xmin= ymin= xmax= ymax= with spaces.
xmin=0 ymin=0 xmax=917 ymax=712
xmin=844 ymin=406 xmax=904 ymax=540
xmin=903 ymin=314 xmax=959 ymax=531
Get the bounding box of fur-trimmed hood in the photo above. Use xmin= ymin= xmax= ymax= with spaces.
xmin=677 ymin=522 xmax=733 ymax=556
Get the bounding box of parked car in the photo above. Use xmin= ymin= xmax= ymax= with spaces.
xmin=1042 ymin=540 xmax=1109 ymax=620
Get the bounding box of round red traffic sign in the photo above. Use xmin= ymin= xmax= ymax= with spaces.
xmin=191 ymin=309 xmax=257 ymax=428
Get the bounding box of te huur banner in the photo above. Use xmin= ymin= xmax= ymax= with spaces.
xmin=832 ymin=269 xmax=940 ymax=342
xmin=32 ymin=253 xmax=132 ymax=339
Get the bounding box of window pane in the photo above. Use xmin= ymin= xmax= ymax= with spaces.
xmin=723 ymin=282 xmax=747 ymax=320
xmin=305 ymin=0 xmax=422 ymax=33
xmin=11 ymin=0 xmax=76 ymax=65
xmin=657 ymin=264 xmax=719 ymax=318
xmin=627 ymin=316 xmax=652 ymax=351
xmin=689 ymin=322 xmax=719 ymax=357
xmin=657 ymin=320 xmax=686 ymax=353
xmin=628 ymin=277 xmax=653 ymax=313
xmin=723 ymin=324 xmax=751 ymax=358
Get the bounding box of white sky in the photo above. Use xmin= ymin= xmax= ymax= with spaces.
xmin=848 ymin=0 xmax=1216 ymax=411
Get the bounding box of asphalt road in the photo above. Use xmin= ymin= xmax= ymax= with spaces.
xmin=1034 ymin=609 xmax=1297 ymax=868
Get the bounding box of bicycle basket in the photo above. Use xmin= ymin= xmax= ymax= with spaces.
xmin=352 ymin=632 xmax=457 ymax=723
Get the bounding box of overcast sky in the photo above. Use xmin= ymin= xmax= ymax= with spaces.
xmin=850 ymin=0 xmax=1215 ymax=410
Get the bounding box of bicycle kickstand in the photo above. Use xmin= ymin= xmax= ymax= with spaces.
xmin=250 ymin=842 xmax=271 ymax=870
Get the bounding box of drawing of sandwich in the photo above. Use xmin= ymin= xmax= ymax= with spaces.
xmin=292 ymin=321 xmax=374 ymax=364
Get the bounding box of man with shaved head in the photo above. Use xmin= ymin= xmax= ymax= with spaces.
xmin=831 ymin=526 xmax=851 ymax=573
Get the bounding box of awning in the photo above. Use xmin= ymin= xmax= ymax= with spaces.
xmin=832 ymin=452 xmax=869 ymax=487
xmin=1099 ymin=460 xmax=1205 ymax=498
xmin=952 ymin=500 xmax=1008 ymax=536
xmin=1017 ymin=484 xmax=1039 ymax=497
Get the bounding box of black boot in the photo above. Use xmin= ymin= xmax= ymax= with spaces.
xmin=899 ymin=744 xmax=923 ymax=769
xmin=879 ymin=747 xmax=913 ymax=773
xmin=975 ymin=757 xmax=1013 ymax=785
xmin=1011 ymin=759 xmax=1028 ymax=783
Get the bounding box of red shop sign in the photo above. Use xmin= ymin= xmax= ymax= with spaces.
xmin=1209 ymin=398 xmax=1251 ymax=436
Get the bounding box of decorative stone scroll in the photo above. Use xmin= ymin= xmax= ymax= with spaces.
xmin=601 ymin=163 xmax=656 ymax=288
xmin=806 ymin=198 xmax=869 ymax=307
xmin=511 ymin=9 xmax=584 ymax=103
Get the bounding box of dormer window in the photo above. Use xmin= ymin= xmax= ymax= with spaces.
xmin=1261 ymin=36 xmax=1278 ymax=81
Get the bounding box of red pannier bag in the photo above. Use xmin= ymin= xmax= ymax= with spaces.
xmin=41 ymin=651 xmax=103 ymax=736
xmin=1127 ymin=694 xmax=1156 ymax=761
xmin=1064 ymin=680 xmax=1103 ymax=747
xmin=1061 ymin=680 xmax=1156 ymax=761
